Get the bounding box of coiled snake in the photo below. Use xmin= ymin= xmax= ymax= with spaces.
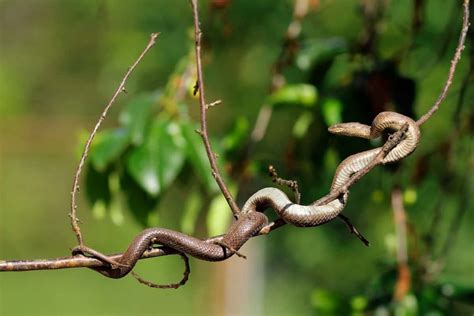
xmin=74 ymin=111 xmax=420 ymax=280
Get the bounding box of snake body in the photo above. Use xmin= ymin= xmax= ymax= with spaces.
xmin=78 ymin=111 xmax=420 ymax=279
xmin=83 ymin=212 xmax=268 ymax=278
xmin=329 ymin=112 xmax=420 ymax=190
xmin=242 ymin=112 xmax=420 ymax=227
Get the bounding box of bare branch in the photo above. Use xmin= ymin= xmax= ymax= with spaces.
xmin=190 ymin=0 xmax=241 ymax=218
xmin=416 ymin=0 xmax=470 ymax=126
xmin=131 ymin=253 xmax=191 ymax=289
xmin=337 ymin=214 xmax=370 ymax=246
xmin=0 ymin=236 xmax=222 ymax=272
xmin=69 ymin=33 xmax=160 ymax=246
xmin=268 ymin=165 xmax=301 ymax=203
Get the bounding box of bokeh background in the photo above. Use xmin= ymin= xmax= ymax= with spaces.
xmin=1 ymin=0 xmax=473 ymax=315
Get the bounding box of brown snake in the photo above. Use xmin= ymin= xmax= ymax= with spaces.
xmin=74 ymin=111 xmax=420 ymax=281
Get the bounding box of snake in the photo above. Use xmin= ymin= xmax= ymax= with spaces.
xmin=74 ymin=111 xmax=420 ymax=279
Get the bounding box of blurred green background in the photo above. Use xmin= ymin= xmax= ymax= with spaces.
xmin=1 ymin=0 xmax=473 ymax=315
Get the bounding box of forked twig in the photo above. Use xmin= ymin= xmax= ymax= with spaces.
xmin=131 ymin=253 xmax=191 ymax=289
xmin=190 ymin=0 xmax=241 ymax=218
xmin=416 ymin=0 xmax=470 ymax=126
xmin=69 ymin=33 xmax=160 ymax=246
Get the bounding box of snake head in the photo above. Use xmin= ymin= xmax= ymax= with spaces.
xmin=328 ymin=124 xmax=346 ymax=134
xmin=328 ymin=122 xmax=371 ymax=139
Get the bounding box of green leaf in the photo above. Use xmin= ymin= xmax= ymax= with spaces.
xmin=180 ymin=189 xmax=203 ymax=235
xmin=90 ymin=128 xmax=130 ymax=172
xmin=394 ymin=294 xmax=418 ymax=316
xmin=268 ymin=84 xmax=318 ymax=108
xmin=108 ymin=172 xmax=124 ymax=226
xmin=292 ymin=112 xmax=313 ymax=139
xmin=206 ymin=194 xmax=233 ymax=236
xmin=181 ymin=121 xmax=219 ymax=194
xmin=126 ymin=118 xmax=186 ymax=197
xmin=296 ymin=37 xmax=347 ymax=70
xmin=310 ymin=288 xmax=343 ymax=313
xmin=403 ymin=187 xmax=417 ymax=205
xmin=350 ymin=295 xmax=368 ymax=312
xmin=321 ymin=98 xmax=343 ymax=126
xmin=119 ymin=93 xmax=157 ymax=145
xmin=121 ymin=171 xmax=160 ymax=227
xmin=221 ymin=116 xmax=249 ymax=152
xmin=91 ymin=200 xmax=107 ymax=220
xmin=85 ymin=165 xmax=111 ymax=219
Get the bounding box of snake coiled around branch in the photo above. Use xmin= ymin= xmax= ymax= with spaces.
xmin=75 ymin=111 xmax=420 ymax=281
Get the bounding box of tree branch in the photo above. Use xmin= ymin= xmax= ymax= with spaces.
xmin=0 ymin=236 xmax=222 ymax=272
xmin=190 ymin=0 xmax=241 ymax=218
xmin=416 ymin=0 xmax=470 ymax=126
xmin=69 ymin=33 xmax=160 ymax=246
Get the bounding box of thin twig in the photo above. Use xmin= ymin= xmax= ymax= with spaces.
xmin=213 ymin=241 xmax=247 ymax=259
xmin=190 ymin=0 xmax=241 ymax=218
xmin=268 ymin=165 xmax=301 ymax=203
xmin=338 ymin=214 xmax=370 ymax=246
xmin=69 ymin=33 xmax=160 ymax=246
xmin=416 ymin=0 xmax=470 ymax=126
xmin=131 ymin=253 xmax=191 ymax=289
xmin=206 ymin=99 xmax=222 ymax=110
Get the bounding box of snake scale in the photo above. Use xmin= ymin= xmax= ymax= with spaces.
xmin=75 ymin=111 xmax=420 ymax=279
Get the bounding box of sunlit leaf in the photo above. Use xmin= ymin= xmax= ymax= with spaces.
xmin=206 ymin=194 xmax=233 ymax=236
xmin=350 ymin=295 xmax=368 ymax=311
xmin=310 ymin=288 xmax=343 ymax=313
xmin=126 ymin=118 xmax=186 ymax=197
xmin=221 ymin=116 xmax=249 ymax=152
xmin=181 ymin=121 xmax=219 ymax=193
xmin=321 ymin=98 xmax=343 ymax=126
xmin=108 ymin=172 xmax=124 ymax=226
xmin=119 ymin=93 xmax=157 ymax=145
xmin=91 ymin=200 xmax=107 ymax=220
xmin=296 ymin=37 xmax=347 ymax=70
xmin=90 ymin=128 xmax=130 ymax=172
xmin=292 ymin=112 xmax=313 ymax=139
xmin=180 ymin=189 xmax=203 ymax=235
xmin=121 ymin=171 xmax=160 ymax=227
xmin=403 ymin=188 xmax=417 ymax=205
xmin=394 ymin=294 xmax=418 ymax=316
xmin=85 ymin=164 xmax=111 ymax=216
xmin=269 ymin=84 xmax=318 ymax=108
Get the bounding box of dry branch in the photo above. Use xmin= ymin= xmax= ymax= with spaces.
xmin=69 ymin=33 xmax=160 ymax=246
xmin=190 ymin=0 xmax=241 ymax=218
